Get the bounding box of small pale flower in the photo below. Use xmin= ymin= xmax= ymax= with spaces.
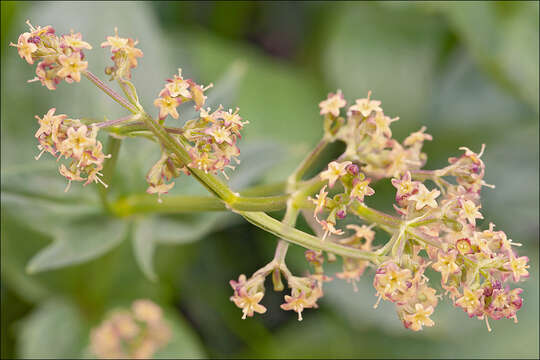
xmin=404 ymin=126 xmax=433 ymax=147
xmin=231 ymin=290 xmax=267 ymax=319
xmin=57 ymin=52 xmax=88 ymax=82
xmin=456 ymin=287 xmax=482 ymax=316
xmin=34 ymin=108 xmax=66 ymax=138
xmin=432 ymin=250 xmax=461 ymax=284
xmin=309 ymin=185 xmax=328 ymax=218
xmin=319 ymin=89 xmax=346 ymax=117
xmin=10 ymin=32 xmax=37 ymax=64
xmin=404 ymin=303 xmax=435 ymax=331
xmin=350 ymin=178 xmax=375 ymax=202
xmin=409 ymin=184 xmax=440 ymax=210
xmin=504 ymin=255 xmax=529 ymax=282
xmin=63 ymin=125 xmax=95 ymax=159
xmin=154 ymin=92 xmax=180 ymax=120
xmin=100 ymin=27 xmax=128 ymax=51
xmin=165 ymin=68 xmax=191 ymax=98
xmin=459 ymin=200 xmax=483 ymax=226
xmin=349 ymin=91 xmax=382 ymax=117
xmin=280 ymin=292 xmax=310 ymax=321
xmin=61 ymin=31 xmax=92 ymax=50
xmin=320 ymin=161 xmax=352 ymax=188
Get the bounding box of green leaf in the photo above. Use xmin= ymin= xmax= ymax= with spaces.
xmin=1 ymin=191 xmax=99 ymax=237
xmin=16 ymin=298 xmax=85 ymax=359
xmin=154 ymin=307 xmax=207 ymax=359
xmin=26 ymin=215 xmax=128 ymax=274
xmin=423 ymin=1 xmax=539 ymax=112
xmin=323 ymin=3 xmax=445 ymax=132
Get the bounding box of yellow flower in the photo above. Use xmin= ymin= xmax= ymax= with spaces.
xmin=57 ymin=52 xmax=88 ymax=82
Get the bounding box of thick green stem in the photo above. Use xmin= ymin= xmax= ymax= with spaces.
xmin=274 ymin=203 xmax=300 ymax=265
xmin=350 ymin=201 xmax=401 ymax=228
xmin=239 ymin=211 xmax=380 ymax=263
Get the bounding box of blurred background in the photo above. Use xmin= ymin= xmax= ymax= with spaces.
xmin=1 ymin=1 xmax=538 ymax=358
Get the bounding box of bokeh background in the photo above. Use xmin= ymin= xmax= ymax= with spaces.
xmin=1 ymin=1 xmax=538 ymax=358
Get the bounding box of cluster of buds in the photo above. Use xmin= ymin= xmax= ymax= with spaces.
xmin=320 ymin=90 xmax=431 ymax=180
xmin=310 ymin=161 xmax=375 ymax=240
xmin=182 ymin=106 xmax=248 ymax=178
xmin=34 ymin=108 xmax=109 ymax=191
xmin=374 ymin=258 xmax=438 ymax=331
xmin=146 ymin=69 xmax=248 ymax=201
xmin=101 ymin=27 xmax=143 ymax=80
xmin=153 ymin=68 xmax=213 ymax=120
xmin=10 ymin=20 xmax=92 ymax=90
xmin=335 ymin=224 xmax=376 ymax=291
xmin=90 ymin=299 xmax=171 ymax=359
xmin=145 ymin=152 xmax=187 ymax=202
xmin=230 ymin=260 xmax=324 ymax=321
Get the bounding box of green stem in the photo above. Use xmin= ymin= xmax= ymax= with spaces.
xmin=350 ymin=201 xmax=401 ymax=228
xmin=287 ymin=138 xmax=328 ymax=187
xmin=274 ymin=203 xmax=300 ymax=265
xmin=83 ymin=71 xmax=138 ymax=114
xmin=239 ymin=211 xmax=380 ymax=263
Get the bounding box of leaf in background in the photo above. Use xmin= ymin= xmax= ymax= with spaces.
xmin=419 ymin=1 xmax=539 ymax=113
xmin=154 ymin=307 xmax=207 ymax=359
xmin=323 ymin=3 xmax=446 ymax=135
xmin=16 ymin=298 xmax=85 ymax=359
xmin=26 ymin=215 xmax=128 ymax=274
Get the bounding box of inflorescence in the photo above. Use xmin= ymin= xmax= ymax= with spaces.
xmin=12 ymin=21 xmax=530 ymax=334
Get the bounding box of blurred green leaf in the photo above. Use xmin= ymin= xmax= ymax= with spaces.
xmin=16 ymin=298 xmax=85 ymax=359
xmin=323 ymin=3 xmax=446 ymax=134
xmin=26 ymin=215 xmax=128 ymax=274
xmin=154 ymin=307 xmax=207 ymax=359
xmin=421 ymin=1 xmax=539 ymax=113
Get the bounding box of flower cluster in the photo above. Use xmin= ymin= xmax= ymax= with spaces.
xmin=320 ymin=90 xmax=431 ymax=180
xmin=153 ymin=68 xmax=213 ymax=120
xmin=230 ymin=260 xmax=325 ymax=321
xmin=34 ymin=108 xmax=109 ymax=191
xmin=90 ymin=299 xmax=171 ymax=359
xmin=310 ymin=162 xmax=375 ymax=240
xmin=101 ymin=27 xmax=143 ymax=80
xmin=10 ymin=21 xmax=91 ymax=90
xmin=146 ymin=69 xmax=248 ymax=201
